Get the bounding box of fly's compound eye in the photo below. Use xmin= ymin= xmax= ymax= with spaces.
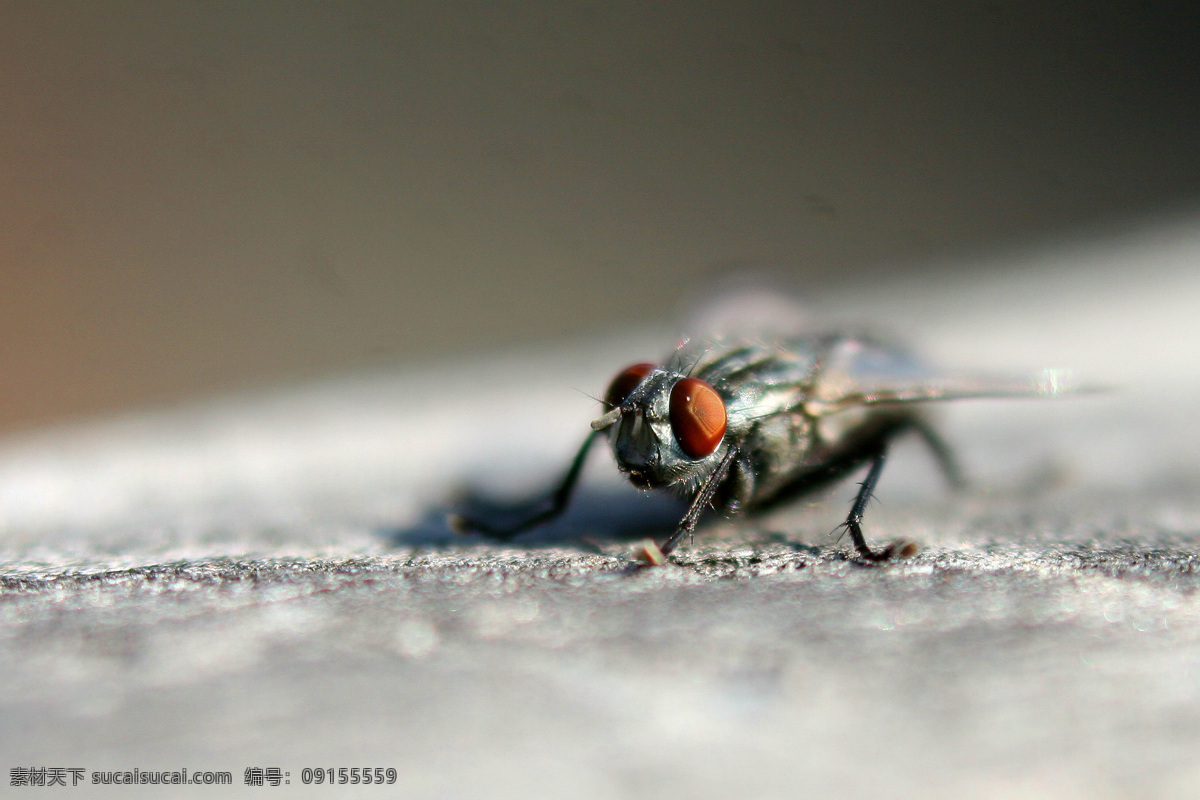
xmin=604 ymin=362 xmax=656 ymax=408
xmin=669 ymin=377 xmax=727 ymax=458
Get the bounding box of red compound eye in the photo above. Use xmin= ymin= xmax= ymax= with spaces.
xmin=604 ymin=362 xmax=656 ymax=408
xmin=669 ymin=377 xmax=727 ymax=458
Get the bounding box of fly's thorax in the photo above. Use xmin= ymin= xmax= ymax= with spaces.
xmin=736 ymin=411 xmax=816 ymax=500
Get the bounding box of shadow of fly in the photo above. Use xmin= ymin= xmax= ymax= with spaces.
xmin=456 ymin=331 xmax=1077 ymax=565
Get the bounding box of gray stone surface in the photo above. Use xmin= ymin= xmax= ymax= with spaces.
xmin=4 ymin=220 xmax=1200 ymax=798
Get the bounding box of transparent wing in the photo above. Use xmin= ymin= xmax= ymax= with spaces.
xmin=807 ymin=336 xmax=1091 ymax=416
xmin=681 ymin=277 xmax=812 ymax=341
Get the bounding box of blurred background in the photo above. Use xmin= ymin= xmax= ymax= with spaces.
xmin=3 ymin=1 xmax=1199 ymax=434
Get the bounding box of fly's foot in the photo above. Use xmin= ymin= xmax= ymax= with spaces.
xmin=445 ymin=512 xmax=523 ymax=540
xmin=446 ymin=513 xmax=474 ymax=536
xmin=852 ymin=536 xmax=919 ymax=562
xmin=880 ymin=538 xmax=919 ymax=560
xmin=633 ymin=539 xmax=667 ymax=567
xmin=837 ymin=517 xmax=918 ymax=563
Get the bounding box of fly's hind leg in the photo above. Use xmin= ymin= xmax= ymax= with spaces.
xmin=912 ymin=417 xmax=966 ymax=491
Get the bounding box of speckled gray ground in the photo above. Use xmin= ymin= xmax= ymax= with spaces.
xmin=4 ymin=222 xmax=1200 ymax=798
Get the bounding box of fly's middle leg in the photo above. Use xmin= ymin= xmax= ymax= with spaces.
xmin=837 ymin=446 xmax=919 ymax=562
xmin=751 ymin=415 xmax=924 ymax=562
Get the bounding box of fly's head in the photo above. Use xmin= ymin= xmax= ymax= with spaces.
xmin=591 ymin=362 xmax=728 ymax=492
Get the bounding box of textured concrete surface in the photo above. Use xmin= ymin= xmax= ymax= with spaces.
xmin=4 ymin=219 xmax=1200 ymax=798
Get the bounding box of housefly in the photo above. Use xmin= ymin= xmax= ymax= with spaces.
xmin=457 ymin=330 xmax=1073 ymax=564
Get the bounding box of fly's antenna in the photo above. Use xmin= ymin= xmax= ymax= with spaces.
xmin=572 ymin=387 xmax=604 ymax=405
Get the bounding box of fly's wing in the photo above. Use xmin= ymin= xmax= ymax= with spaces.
xmin=806 ymin=335 xmax=1087 ymax=416
xmin=681 ymin=278 xmax=812 ymax=341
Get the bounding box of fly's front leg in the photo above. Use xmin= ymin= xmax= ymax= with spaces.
xmin=839 ymin=446 xmax=918 ymax=562
xmin=649 ymin=445 xmax=740 ymax=561
xmin=451 ymin=430 xmax=599 ymax=539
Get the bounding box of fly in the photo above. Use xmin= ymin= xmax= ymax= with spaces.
xmin=457 ymin=330 xmax=1075 ymax=564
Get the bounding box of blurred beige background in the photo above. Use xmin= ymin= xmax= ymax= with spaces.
xmin=3 ymin=2 xmax=1199 ymax=433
